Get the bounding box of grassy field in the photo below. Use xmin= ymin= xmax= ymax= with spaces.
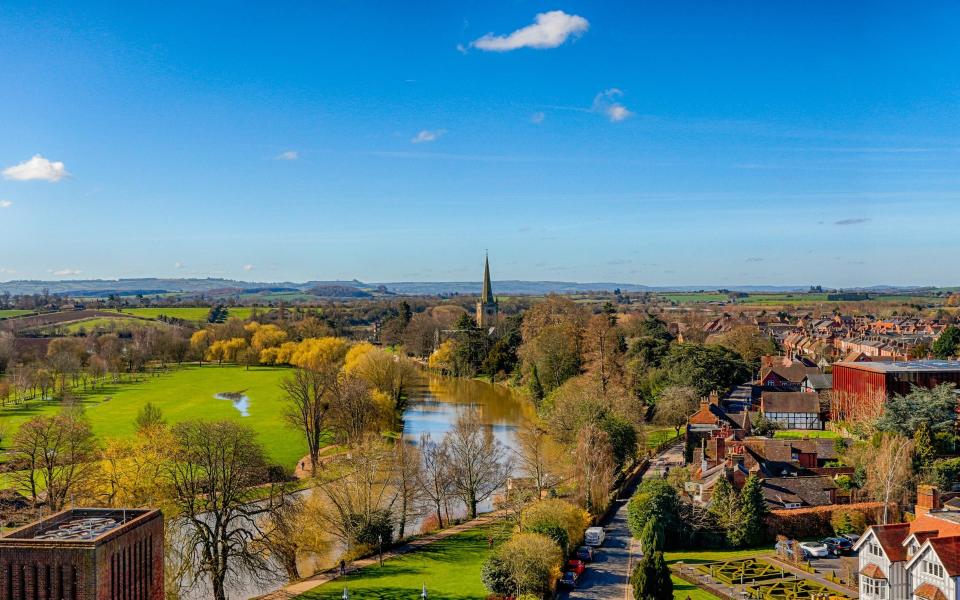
xmin=647 ymin=427 xmax=680 ymax=448
xmin=0 ymin=365 xmax=306 ymax=468
xmin=773 ymin=430 xmax=841 ymax=440
xmin=659 ymin=293 xmax=729 ymax=304
xmin=0 ymin=309 xmax=34 ymax=319
xmin=118 ymin=307 xmax=264 ymax=321
xmin=664 ymin=547 xmax=773 ymax=566
xmin=297 ymin=522 xmax=506 ymax=600
xmin=60 ymin=317 xmax=168 ymax=334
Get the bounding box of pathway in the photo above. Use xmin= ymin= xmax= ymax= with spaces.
xmin=258 ymin=511 xmax=504 ymax=599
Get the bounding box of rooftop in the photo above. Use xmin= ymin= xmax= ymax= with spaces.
xmin=0 ymin=508 xmax=156 ymax=544
xmin=834 ymin=360 xmax=960 ymax=374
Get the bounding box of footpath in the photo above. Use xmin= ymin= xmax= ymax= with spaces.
xmin=259 ymin=511 xmax=504 ymax=599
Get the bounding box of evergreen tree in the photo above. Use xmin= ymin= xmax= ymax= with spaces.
xmin=639 ymin=519 xmax=664 ymax=553
xmin=730 ymin=474 xmax=768 ymax=547
xmin=914 ymin=422 xmax=936 ymax=472
xmin=631 ymin=551 xmax=673 ymax=600
xmin=708 ymin=476 xmax=741 ymax=537
xmin=933 ymin=326 xmax=960 ymax=359
xmin=528 ymin=364 xmax=545 ymax=403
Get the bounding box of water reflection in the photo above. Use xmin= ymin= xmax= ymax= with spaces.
xmin=214 ymin=392 xmax=251 ymax=417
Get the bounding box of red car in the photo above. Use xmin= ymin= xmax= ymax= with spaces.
xmin=567 ymin=559 xmax=586 ymax=576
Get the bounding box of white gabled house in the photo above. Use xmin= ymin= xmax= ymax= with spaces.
xmin=905 ymin=537 xmax=960 ymax=600
xmin=854 ymin=522 xmax=911 ymax=600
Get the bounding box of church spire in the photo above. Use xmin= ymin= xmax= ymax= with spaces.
xmin=481 ymin=252 xmax=494 ymax=304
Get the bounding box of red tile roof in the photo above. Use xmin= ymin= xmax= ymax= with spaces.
xmin=928 ymin=536 xmax=960 ymax=577
xmin=915 ymin=583 xmax=948 ymax=600
xmin=860 ymin=563 xmax=886 ymax=579
xmin=871 ymin=523 xmax=911 ymax=562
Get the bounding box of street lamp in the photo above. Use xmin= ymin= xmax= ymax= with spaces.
xmin=341 ymin=587 xmax=349 ymax=600
xmin=421 ymin=583 xmax=428 ymax=600
xmin=379 ymin=533 xmax=384 ymax=567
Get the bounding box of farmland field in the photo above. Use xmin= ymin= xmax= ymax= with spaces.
xmin=61 ymin=316 xmax=169 ymax=333
xmin=0 ymin=365 xmax=306 ymax=468
xmin=0 ymin=309 xmax=34 ymax=319
xmin=118 ymin=306 xmax=264 ymax=321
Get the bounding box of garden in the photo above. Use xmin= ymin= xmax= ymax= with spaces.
xmin=697 ymin=559 xmax=785 ymax=585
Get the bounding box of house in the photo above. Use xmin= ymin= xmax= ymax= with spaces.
xmin=759 ymin=391 xmax=823 ymax=430
xmin=857 ymin=486 xmax=960 ymax=600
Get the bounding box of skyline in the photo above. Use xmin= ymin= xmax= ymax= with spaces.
xmin=2 ymin=2 xmax=960 ymax=286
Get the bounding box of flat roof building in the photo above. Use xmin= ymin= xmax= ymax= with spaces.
xmin=0 ymin=508 xmax=163 ymax=600
xmin=832 ymin=360 xmax=960 ymax=423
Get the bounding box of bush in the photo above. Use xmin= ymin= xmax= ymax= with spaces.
xmin=522 ymin=499 xmax=590 ymax=554
xmin=499 ymin=533 xmax=563 ymax=597
xmin=627 ymin=479 xmax=683 ymax=547
xmin=348 ymin=509 xmax=393 ymax=547
xmin=831 ymin=509 xmax=867 ymax=535
xmin=766 ymin=502 xmax=886 ymax=539
xmin=931 ymin=457 xmax=960 ymax=490
xmin=481 ymin=555 xmax=513 ymax=596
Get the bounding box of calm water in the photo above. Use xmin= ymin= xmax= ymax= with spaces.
xmin=214 ymin=392 xmax=251 ymax=416
xmin=186 ymin=374 xmax=532 ymax=600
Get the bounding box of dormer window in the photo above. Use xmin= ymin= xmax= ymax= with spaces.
xmin=924 ymin=559 xmax=944 ymax=578
xmin=869 ymin=542 xmax=883 ymax=557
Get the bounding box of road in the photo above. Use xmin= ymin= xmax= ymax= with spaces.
xmin=559 ymin=442 xmax=685 ymax=600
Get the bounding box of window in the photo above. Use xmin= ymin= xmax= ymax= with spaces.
xmin=869 ymin=542 xmax=883 ymax=557
xmin=924 ymin=559 xmax=944 ymax=578
xmin=862 ymin=576 xmax=888 ymax=599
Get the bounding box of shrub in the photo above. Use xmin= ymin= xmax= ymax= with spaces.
xmin=766 ymin=502 xmax=887 ymax=539
xmin=627 ymin=479 xmax=682 ymax=545
xmin=499 ymin=533 xmax=563 ymax=597
xmin=481 ymin=555 xmax=513 ymax=596
xmin=831 ymin=509 xmax=867 ymax=535
xmin=522 ymin=499 xmax=590 ymax=554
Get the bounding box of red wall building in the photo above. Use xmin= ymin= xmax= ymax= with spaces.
xmin=832 ymin=360 xmax=960 ymax=422
xmin=0 ymin=508 xmax=163 ymax=600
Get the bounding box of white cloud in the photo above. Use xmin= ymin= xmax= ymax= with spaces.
xmin=275 ymin=150 xmax=298 ymax=161
xmin=3 ymin=155 xmax=69 ymax=182
xmin=592 ymin=89 xmax=633 ymax=122
xmin=470 ymin=11 xmax=589 ymax=52
xmin=0 ymin=267 xmax=16 ymax=275
xmin=411 ymin=129 xmax=446 ymax=144
xmin=531 ymin=111 xmax=546 ymax=124
xmin=50 ymin=268 xmax=81 ymax=276
xmin=0 ymin=200 xmax=12 ymax=208
xmin=243 ymin=264 xmax=255 ymax=272
xmin=174 ymin=261 xmax=184 ymax=269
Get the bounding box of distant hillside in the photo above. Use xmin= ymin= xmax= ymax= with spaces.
xmin=0 ymin=277 xmax=940 ymax=297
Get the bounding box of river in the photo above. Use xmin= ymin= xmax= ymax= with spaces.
xmin=185 ymin=374 xmax=533 ymax=600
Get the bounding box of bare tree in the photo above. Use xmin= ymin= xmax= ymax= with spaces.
xmin=654 ymin=385 xmax=702 ymax=437
xmin=514 ymin=419 xmax=561 ymax=498
xmin=391 ymin=439 xmax=423 ymax=539
xmin=10 ymin=412 xmax=99 ymax=511
xmin=166 ymin=420 xmax=272 ymax=600
xmin=445 ymin=408 xmax=512 ymax=519
xmin=863 ymin=433 xmax=914 ymax=523
xmin=574 ymin=423 xmax=614 ymax=514
xmin=418 ymin=434 xmax=453 ymax=528
xmin=281 ymin=368 xmax=336 ymax=476
xmin=329 ymin=375 xmax=381 ymax=445
xmin=254 ymin=488 xmax=330 ymax=581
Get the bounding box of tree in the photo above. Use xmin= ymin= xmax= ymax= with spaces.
xmin=708 ymin=476 xmax=741 ymax=537
xmin=751 ymin=413 xmax=780 ymax=437
xmin=631 ymin=551 xmax=672 ymax=600
xmin=711 ymin=326 xmax=777 ymax=366
xmin=515 ymin=419 xmax=561 ymax=498
xmin=10 ymin=412 xmax=99 ymax=510
xmin=639 ymin=519 xmax=664 ymax=554
xmin=499 ymin=533 xmax=563 ymax=598
xmin=445 ymin=408 xmax=512 ymax=518
xmin=574 ymin=423 xmax=615 ymax=514
xmin=329 ymin=375 xmax=381 ymax=445
xmin=190 ymin=329 xmax=213 ymax=365
xmin=933 ymin=326 xmax=960 ymax=359
xmin=418 ymin=434 xmax=453 ymax=528
xmin=730 ymin=474 xmax=768 ymax=547
xmin=282 ymin=368 xmax=336 ymax=476
xmin=627 ymin=480 xmax=682 ymax=544
xmin=875 ymin=385 xmax=958 ymax=437
xmin=522 ymin=499 xmax=591 ymax=554
xmin=863 ymin=433 xmax=914 ymax=524
xmin=352 ymin=348 xmax=419 ymax=413
xmin=392 ymin=438 xmax=423 ymax=539
xmin=481 ymin=555 xmax=514 ymax=596
xmin=254 ymin=488 xmax=331 ymax=581
xmin=914 ymin=422 xmax=936 ymax=472
xmin=167 ymin=420 xmax=270 ymax=600
xmin=661 ymin=344 xmax=751 ymax=397
xmin=654 ymin=386 xmax=700 ymax=437
xmin=831 ymin=509 xmax=867 ymax=535
xmin=134 ymin=402 xmax=165 ymax=433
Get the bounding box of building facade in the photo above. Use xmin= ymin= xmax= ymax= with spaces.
xmin=0 ymin=508 xmax=163 ymax=600
xmin=475 ymin=254 xmax=498 ymax=329
xmin=832 ymin=360 xmax=960 ymax=422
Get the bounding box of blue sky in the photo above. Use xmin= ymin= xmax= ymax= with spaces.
xmin=1 ymin=1 xmax=959 ymax=287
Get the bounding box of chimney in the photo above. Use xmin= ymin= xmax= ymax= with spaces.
xmin=917 ymin=485 xmax=942 ymax=515
xmin=709 ymin=390 xmax=720 ymax=406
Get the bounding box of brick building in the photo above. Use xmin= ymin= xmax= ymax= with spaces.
xmin=832 ymin=360 xmax=960 ymax=422
xmin=0 ymin=508 xmax=163 ymax=600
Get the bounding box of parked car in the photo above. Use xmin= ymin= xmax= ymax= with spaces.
xmin=559 ymin=571 xmax=579 ymax=589
xmin=567 ymin=559 xmax=586 ymax=576
xmin=585 ymin=526 xmax=605 ymax=547
xmin=775 ymin=539 xmax=802 ymax=560
xmin=575 ymin=546 xmax=595 ymax=562
xmin=798 ymin=542 xmax=831 ymax=558
xmin=841 ymin=533 xmax=861 ymax=544
xmin=822 ymin=537 xmax=854 ymax=556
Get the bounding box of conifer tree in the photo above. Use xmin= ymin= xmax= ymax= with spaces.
xmin=914 ymin=422 xmax=935 ymax=472
xmin=631 ymin=551 xmax=673 ymax=600
xmin=730 ymin=474 xmax=767 ymax=547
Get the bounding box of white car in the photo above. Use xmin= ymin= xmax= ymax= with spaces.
xmin=584 ymin=527 xmax=605 ymax=547
xmin=798 ymin=542 xmax=830 ymax=558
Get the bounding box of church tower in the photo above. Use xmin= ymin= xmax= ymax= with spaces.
xmin=476 ymin=253 xmax=499 ymax=328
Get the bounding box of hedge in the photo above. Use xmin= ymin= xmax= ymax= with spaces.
xmin=765 ymin=502 xmax=892 ymax=539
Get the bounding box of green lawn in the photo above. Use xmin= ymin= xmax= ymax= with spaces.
xmin=297 ymin=522 xmax=505 ymax=600
xmin=0 ymin=365 xmax=306 ymax=468
xmin=672 ymin=575 xmax=721 ymax=600
xmin=773 ymin=430 xmax=840 ymax=440
xmin=118 ymin=307 xmax=264 ymax=321
xmin=60 ymin=317 xmax=169 ymax=334
xmin=647 ymin=427 xmax=680 ymax=448
xmin=0 ymin=309 xmax=33 ymax=319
